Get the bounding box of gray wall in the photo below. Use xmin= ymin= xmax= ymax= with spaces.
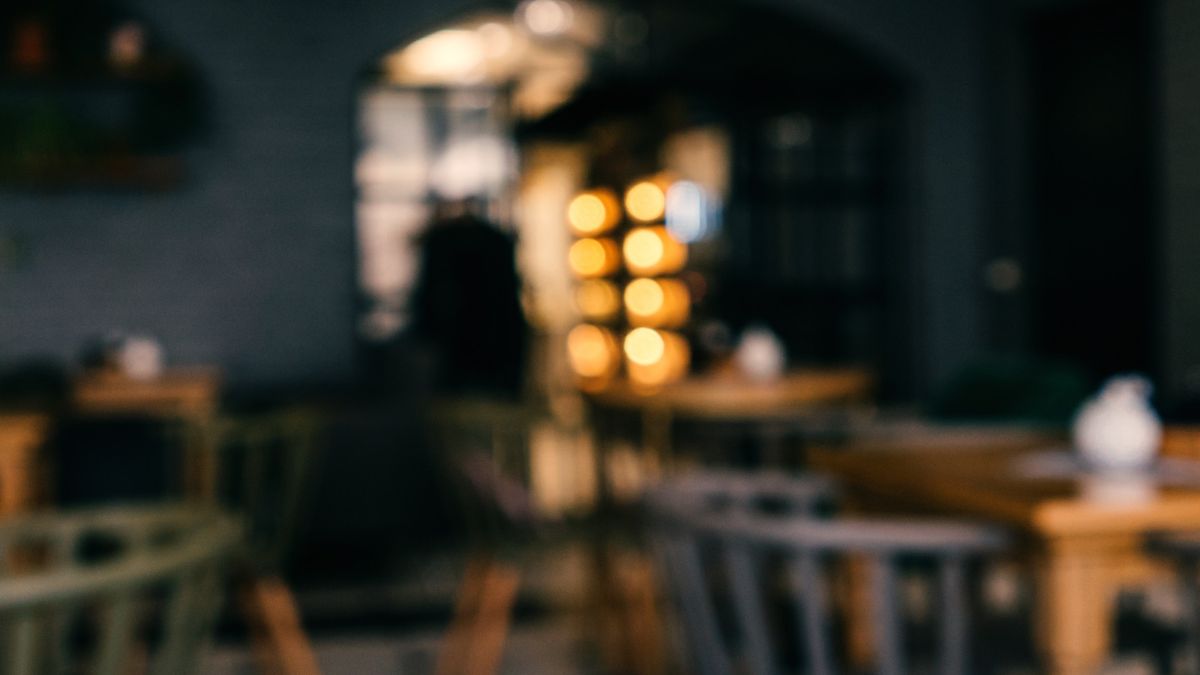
xmin=760 ymin=0 xmax=988 ymax=393
xmin=0 ymin=0 xmax=989 ymax=394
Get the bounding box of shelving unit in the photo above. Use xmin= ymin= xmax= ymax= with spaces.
xmin=0 ymin=5 xmax=203 ymax=189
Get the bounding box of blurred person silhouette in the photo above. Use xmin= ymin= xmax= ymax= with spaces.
xmin=410 ymin=200 xmax=528 ymax=399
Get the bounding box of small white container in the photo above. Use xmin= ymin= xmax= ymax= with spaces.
xmin=734 ymin=325 xmax=786 ymax=383
xmin=1073 ymin=375 xmax=1162 ymax=472
xmin=118 ymin=336 xmax=164 ymax=381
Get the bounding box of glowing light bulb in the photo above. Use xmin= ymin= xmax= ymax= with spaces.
xmin=568 ymin=238 xmax=617 ymax=278
xmin=476 ymin=22 xmax=513 ymax=59
xmin=627 ymin=330 xmax=690 ymax=387
xmin=624 ymin=327 xmax=666 ymax=366
xmin=623 ymin=229 xmax=664 ymax=271
xmin=624 ymin=278 xmax=689 ymax=327
xmin=567 ymin=189 xmax=618 ymax=235
xmin=624 ymin=279 xmax=665 ymax=317
xmin=576 ymin=279 xmax=621 ymax=320
xmin=519 ymin=0 xmax=574 ymax=36
xmin=623 ymin=227 xmax=686 ymax=276
xmin=625 ymin=180 xmax=667 ymax=222
xmin=567 ymin=324 xmax=617 ymax=378
xmin=395 ymin=29 xmax=486 ymax=83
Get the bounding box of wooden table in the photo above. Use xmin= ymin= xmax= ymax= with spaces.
xmin=73 ymin=367 xmax=221 ymax=417
xmin=587 ymin=367 xmax=873 ymax=419
xmin=587 ymin=368 xmax=873 ymax=476
xmin=584 ymin=368 xmax=875 ymax=673
xmin=811 ymin=443 xmax=1200 ymax=675
xmin=0 ymin=413 xmax=49 ymax=516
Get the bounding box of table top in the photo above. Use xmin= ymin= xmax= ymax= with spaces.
xmin=72 ymin=367 xmax=222 ymax=417
xmin=810 ymin=443 xmax=1200 ymax=538
xmin=586 ymin=367 xmax=874 ymax=420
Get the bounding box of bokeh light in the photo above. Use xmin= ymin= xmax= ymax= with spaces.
xmin=395 ymin=29 xmax=486 ymax=83
xmin=665 ymin=180 xmax=711 ymax=243
xmin=623 ymin=226 xmax=687 ymax=276
xmin=624 ymin=180 xmax=667 ymax=222
xmin=624 ymin=278 xmax=664 ymax=317
xmin=627 ymin=330 xmax=689 ymax=387
xmin=624 ymin=278 xmax=690 ymax=327
xmin=567 ymin=324 xmax=618 ymax=378
xmin=518 ymin=0 xmax=574 ymax=36
xmin=567 ymin=189 xmax=619 ymax=235
xmin=568 ymin=237 xmax=618 ymax=278
xmin=623 ymin=327 xmax=666 ymax=366
xmin=576 ymin=279 xmax=621 ymax=321
xmin=623 ymin=229 xmax=662 ymax=272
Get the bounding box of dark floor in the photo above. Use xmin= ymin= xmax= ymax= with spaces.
xmin=202 ymin=537 xmax=1191 ymax=675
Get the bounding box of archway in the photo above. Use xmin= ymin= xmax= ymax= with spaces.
xmin=350 ymin=0 xmax=911 ymax=400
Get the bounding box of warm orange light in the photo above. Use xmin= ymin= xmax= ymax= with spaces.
xmin=623 ymin=229 xmax=662 ymax=271
xmin=567 ymin=324 xmax=618 ymax=378
xmin=624 ymin=278 xmax=664 ymax=317
xmin=623 ymin=327 xmax=666 ymax=366
xmin=624 ymin=180 xmax=667 ymax=222
xmin=568 ymin=238 xmax=619 ymax=278
xmin=567 ymin=189 xmax=619 ymax=235
xmin=624 ymin=278 xmax=690 ymax=327
xmin=576 ymin=279 xmax=621 ymax=321
xmin=623 ymin=227 xmax=687 ymax=276
xmin=627 ymin=330 xmax=689 ymax=386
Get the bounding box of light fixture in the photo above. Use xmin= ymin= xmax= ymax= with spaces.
xmin=623 ymin=226 xmax=686 ymax=276
xmin=568 ymin=237 xmax=619 ymax=278
xmin=624 ymin=179 xmax=667 ymax=223
xmin=624 ymin=278 xmax=689 ymax=327
xmin=576 ymin=279 xmax=621 ymax=321
xmin=568 ymin=324 xmax=619 ymax=379
xmin=625 ymin=329 xmax=689 ymax=387
xmin=567 ymin=188 xmax=620 ymax=235
xmin=517 ymin=0 xmax=574 ymax=36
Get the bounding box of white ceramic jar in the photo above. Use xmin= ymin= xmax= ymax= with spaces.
xmin=1073 ymin=375 xmax=1162 ymax=471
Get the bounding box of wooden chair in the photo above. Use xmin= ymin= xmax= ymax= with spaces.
xmin=645 ymin=470 xmax=1007 ymax=675
xmin=48 ymin=405 xmax=324 ymax=675
xmin=0 ymin=505 xmax=240 ymax=675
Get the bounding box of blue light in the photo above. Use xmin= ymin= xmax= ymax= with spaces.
xmin=665 ymin=181 xmax=710 ymax=243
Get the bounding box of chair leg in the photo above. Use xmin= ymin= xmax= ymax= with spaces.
xmin=438 ymin=556 xmax=521 ymax=675
xmin=241 ymin=575 xmax=322 ymax=675
xmin=616 ymin=553 xmax=667 ymax=675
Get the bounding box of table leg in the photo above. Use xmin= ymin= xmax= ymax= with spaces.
xmin=840 ymin=553 xmax=877 ymax=670
xmin=0 ymin=445 xmax=35 ymax=516
xmin=642 ymin=408 xmax=672 ymax=478
xmin=1036 ymin=537 xmax=1118 ymax=675
xmin=182 ymin=416 xmax=220 ymax=503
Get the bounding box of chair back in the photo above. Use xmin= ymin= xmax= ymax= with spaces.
xmin=216 ymin=406 xmax=320 ymax=573
xmin=645 ymin=471 xmax=1005 ymax=675
xmin=0 ymin=505 xmax=240 ymax=675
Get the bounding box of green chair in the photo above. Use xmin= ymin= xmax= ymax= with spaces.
xmin=214 ymin=404 xmax=323 ymax=675
xmin=0 ymin=505 xmax=241 ymax=675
